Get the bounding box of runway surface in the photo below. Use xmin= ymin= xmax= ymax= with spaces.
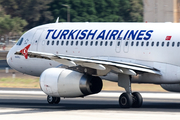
xmin=0 ymin=60 xmax=9 ymax=69
xmin=0 ymin=88 xmax=180 ymax=120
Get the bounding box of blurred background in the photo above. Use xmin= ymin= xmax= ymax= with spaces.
xmin=1 ymin=0 xmax=179 ymax=91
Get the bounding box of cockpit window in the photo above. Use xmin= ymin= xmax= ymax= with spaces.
xmin=16 ymin=38 xmax=24 ymax=45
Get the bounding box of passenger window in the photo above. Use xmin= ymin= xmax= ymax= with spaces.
xmin=177 ymin=42 xmax=180 ymax=47
xmin=117 ymin=41 xmax=120 ymax=46
xmin=136 ymin=41 xmax=139 ymax=46
xmin=81 ymin=41 xmax=83 ymax=46
xmin=56 ymin=41 xmax=59 ymax=45
xmin=52 ymin=41 xmax=54 ymax=45
xmin=151 ymin=42 xmax=154 ymax=46
xmin=100 ymin=41 xmax=103 ymax=46
xmin=47 ymin=40 xmax=50 ymax=45
xmin=61 ymin=41 xmax=64 ymax=46
xmin=105 ymin=41 xmax=108 ymax=46
xmin=131 ymin=41 xmax=134 ymax=46
xmin=156 ymin=42 xmax=159 ymax=46
xmin=172 ymin=42 xmax=175 ymax=47
xmin=71 ymin=41 xmax=74 ymax=46
xmin=146 ymin=42 xmax=149 ymax=46
xmin=76 ymin=41 xmax=78 ymax=46
xmin=161 ymin=42 xmax=164 ymax=47
xmin=90 ymin=41 xmax=93 ymax=46
xmin=110 ymin=41 xmax=113 ymax=46
xmin=167 ymin=42 xmax=169 ymax=47
xmin=85 ymin=41 xmax=88 ymax=46
xmin=125 ymin=41 xmax=128 ymax=46
xmin=66 ymin=41 xmax=69 ymax=46
xmin=141 ymin=42 xmax=144 ymax=46
xmin=95 ymin=41 xmax=98 ymax=46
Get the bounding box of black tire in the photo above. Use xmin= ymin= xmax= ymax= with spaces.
xmin=54 ymin=97 xmax=61 ymax=104
xmin=47 ymin=95 xmax=55 ymax=104
xmin=132 ymin=92 xmax=143 ymax=108
xmin=119 ymin=93 xmax=133 ymax=108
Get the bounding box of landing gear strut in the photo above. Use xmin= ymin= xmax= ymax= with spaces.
xmin=47 ymin=95 xmax=60 ymax=104
xmin=118 ymin=74 xmax=143 ymax=108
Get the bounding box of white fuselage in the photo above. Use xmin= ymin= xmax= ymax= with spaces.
xmin=7 ymin=22 xmax=180 ymax=84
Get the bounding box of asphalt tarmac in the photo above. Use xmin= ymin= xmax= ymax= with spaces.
xmin=0 ymin=60 xmax=9 ymax=69
xmin=0 ymin=88 xmax=180 ymax=120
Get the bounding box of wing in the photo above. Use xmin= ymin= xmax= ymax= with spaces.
xmin=15 ymin=51 xmax=161 ymax=76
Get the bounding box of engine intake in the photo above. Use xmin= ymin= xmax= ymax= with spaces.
xmin=40 ymin=68 xmax=102 ymax=97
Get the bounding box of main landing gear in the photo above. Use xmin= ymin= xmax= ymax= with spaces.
xmin=118 ymin=74 xmax=143 ymax=108
xmin=47 ymin=95 xmax=60 ymax=104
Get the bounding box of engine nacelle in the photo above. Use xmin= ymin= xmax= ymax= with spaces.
xmin=40 ymin=68 xmax=102 ymax=97
xmin=161 ymin=84 xmax=180 ymax=92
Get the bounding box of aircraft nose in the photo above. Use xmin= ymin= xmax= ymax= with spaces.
xmin=6 ymin=47 xmax=15 ymax=69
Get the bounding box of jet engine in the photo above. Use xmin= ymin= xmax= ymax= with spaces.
xmin=161 ymin=84 xmax=180 ymax=92
xmin=40 ymin=68 xmax=102 ymax=97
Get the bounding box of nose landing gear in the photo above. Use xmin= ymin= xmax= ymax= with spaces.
xmin=47 ymin=95 xmax=61 ymax=104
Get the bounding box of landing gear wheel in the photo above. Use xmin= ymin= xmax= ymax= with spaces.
xmin=47 ymin=95 xmax=56 ymax=104
xmin=54 ymin=97 xmax=60 ymax=104
xmin=119 ymin=93 xmax=133 ymax=108
xmin=132 ymin=92 xmax=143 ymax=108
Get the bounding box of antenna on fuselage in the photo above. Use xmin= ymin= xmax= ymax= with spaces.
xmin=55 ymin=17 xmax=59 ymax=23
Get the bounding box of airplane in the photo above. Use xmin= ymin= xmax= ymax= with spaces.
xmin=6 ymin=21 xmax=180 ymax=108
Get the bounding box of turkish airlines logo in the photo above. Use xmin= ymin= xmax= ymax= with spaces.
xmin=20 ymin=44 xmax=31 ymax=59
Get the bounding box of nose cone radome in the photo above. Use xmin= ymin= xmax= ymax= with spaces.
xmin=6 ymin=47 xmax=15 ymax=69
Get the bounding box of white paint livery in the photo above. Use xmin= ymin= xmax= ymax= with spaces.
xmin=6 ymin=22 xmax=180 ymax=108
